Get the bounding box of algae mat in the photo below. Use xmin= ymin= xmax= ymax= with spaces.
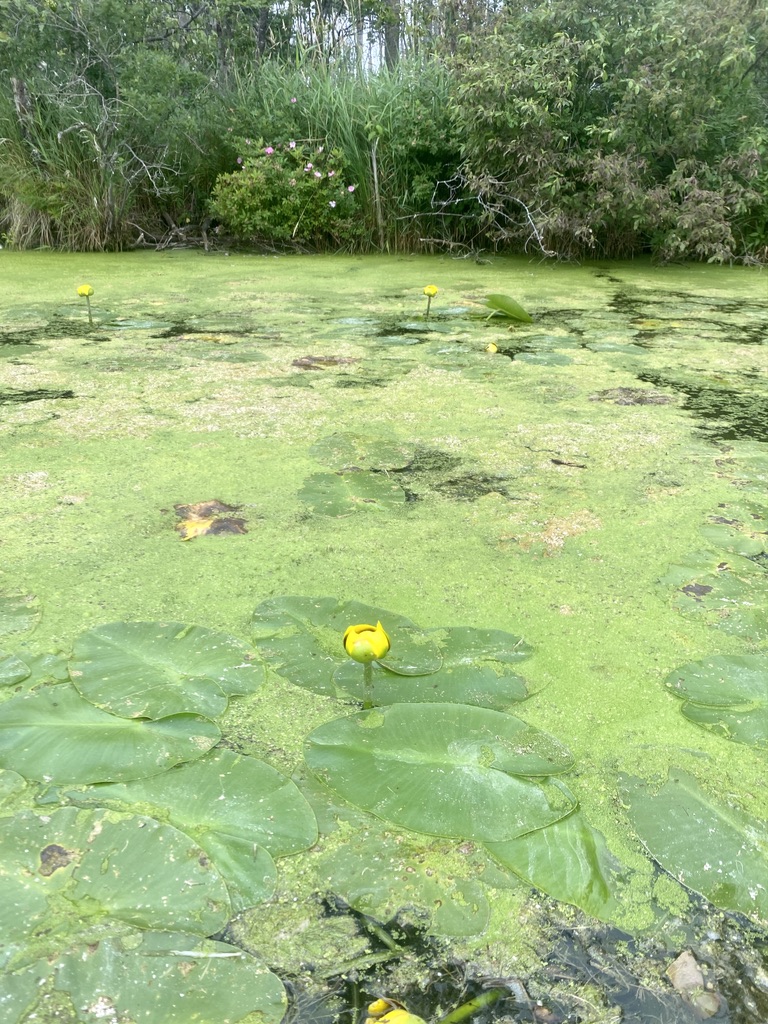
xmin=1 ymin=251 xmax=767 ymax=1023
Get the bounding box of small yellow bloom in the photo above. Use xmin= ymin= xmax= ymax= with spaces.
xmin=423 ymin=285 xmax=438 ymax=298
xmin=379 ymin=1011 xmax=426 ymax=1024
xmin=343 ymin=621 xmax=390 ymax=664
xmin=77 ymin=284 xmax=94 ymax=297
xmin=486 ymin=342 xmax=498 ymax=353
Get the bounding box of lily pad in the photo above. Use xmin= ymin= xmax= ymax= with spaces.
xmin=0 ymin=683 xmax=220 ymax=783
xmin=50 ymin=931 xmax=286 ymax=1024
xmin=1 ymin=931 xmax=286 ymax=1024
xmin=485 ymin=294 xmax=534 ymax=323
xmin=66 ymin=748 xmax=318 ymax=911
xmin=0 ymin=768 xmax=25 ymax=807
xmin=318 ymin=832 xmax=490 ymax=936
xmin=621 ymin=769 xmax=768 ymax=923
xmin=0 ymin=806 xmax=230 ymax=947
xmin=661 ymin=551 xmax=768 ymax=642
xmin=332 ymin=626 xmax=531 ymax=710
xmin=310 ymin=432 xmax=416 ymax=471
xmin=0 ymin=652 xmax=30 ymax=686
xmin=299 ymin=469 xmax=407 ymax=516
xmin=665 ymin=655 xmax=768 ymax=751
xmin=0 ymin=593 xmax=40 ymax=638
xmin=305 ymin=703 xmax=575 ymax=841
xmin=486 ymin=802 xmax=624 ymax=922
xmin=70 ymin=621 xmax=264 ymax=719
xmin=251 ymin=596 xmax=442 ymax=696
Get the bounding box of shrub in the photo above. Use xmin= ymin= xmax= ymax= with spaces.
xmin=210 ymin=139 xmax=361 ymax=249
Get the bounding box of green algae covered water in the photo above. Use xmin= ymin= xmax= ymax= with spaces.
xmin=1 ymin=251 xmax=767 ymax=1023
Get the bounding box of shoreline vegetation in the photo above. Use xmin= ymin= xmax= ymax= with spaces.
xmin=1 ymin=0 xmax=766 ymax=263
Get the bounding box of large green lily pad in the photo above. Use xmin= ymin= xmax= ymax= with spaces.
xmin=310 ymin=432 xmax=416 ymax=470
xmin=0 ymin=594 xmax=40 ymax=638
xmin=621 ymin=770 xmax=768 ymax=923
xmin=66 ymin=748 xmax=318 ymax=911
xmin=305 ymin=703 xmax=575 ymax=840
xmin=660 ymin=551 xmax=768 ymax=642
xmin=2 ymin=931 xmax=286 ymax=1024
xmin=331 ymin=626 xmax=531 ymax=710
xmin=318 ymin=832 xmax=490 ymax=936
xmin=70 ymin=621 xmax=265 ymax=719
xmin=0 ymin=806 xmax=230 ymax=951
xmin=701 ymin=501 xmax=768 ymax=560
xmin=0 ymin=683 xmax=220 ymax=784
xmin=299 ymin=469 xmax=407 ymax=516
xmin=251 ymin=596 xmax=442 ymax=696
xmin=665 ymin=655 xmax=768 ymax=751
xmin=486 ymin=802 xmax=624 ymax=922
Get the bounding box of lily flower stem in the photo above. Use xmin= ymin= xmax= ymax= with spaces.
xmin=438 ymin=988 xmax=504 ymax=1024
xmin=425 ymin=296 xmax=432 ymax=318
xmin=363 ymin=661 xmax=374 ymax=709
xmin=85 ymin=296 xmax=93 ymax=326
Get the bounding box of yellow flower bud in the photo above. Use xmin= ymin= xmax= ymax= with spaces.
xmin=343 ymin=621 xmax=390 ymax=664
xmin=486 ymin=342 xmax=498 ymax=353
xmin=77 ymin=284 xmax=94 ymax=297
xmin=423 ymin=285 xmax=438 ymax=298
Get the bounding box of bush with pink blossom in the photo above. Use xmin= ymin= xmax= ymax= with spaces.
xmin=210 ymin=139 xmax=360 ymax=248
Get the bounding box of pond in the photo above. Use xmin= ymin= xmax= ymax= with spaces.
xmin=1 ymin=251 xmax=767 ymax=1024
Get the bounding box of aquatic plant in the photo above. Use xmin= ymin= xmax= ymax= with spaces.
xmin=484 ymin=292 xmax=533 ymax=323
xmin=343 ymin=620 xmax=391 ymax=708
xmin=423 ymin=284 xmax=438 ymax=317
xmin=76 ymin=283 xmax=94 ymax=325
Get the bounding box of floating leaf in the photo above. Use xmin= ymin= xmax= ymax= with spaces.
xmin=621 ymin=770 xmax=768 ymax=923
xmin=70 ymin=621 xmax=264 ymax=719
xmin=173 ymin=499 xmax=248 ymax=540
xmin=319 ymin=832 xmax=490 ymax=936
xmin=299 ymin=470 xmax=406 ymax=516
xmin=66 ymin=748 xmax=318 ymax=911
xmin=665 ymin=655 xmax=768 ymax=751
xmin=0 ymin=768 xmax=25 ymax=807
xmin=0 ymin=594 xmax=40 ymax=638
xmin=486 ymin=803 xmax=624 ymax=921
xmin=0 ymin=652 xmax=30 ymax=686
xmin=485 ymin=294 xmax=534 ymax=323
xmin=332 ymin=626 xmax=531 ymax=710
xmin=305 ymin=704 xmax=575 ymax=840
xmin=310 ymin=432 xmax=416 ymax=471
xmin=0 ymin=683 xmax=220 ymax=784
xmin=661 ymin=551 xmax=768 ymax=642
xmin=251 ymin=596 xmax=442 ymax=696
xmin=1 ymin=932 xmax=286 ymax=1024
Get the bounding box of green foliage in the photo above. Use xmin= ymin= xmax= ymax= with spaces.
xmin=211 ymin=139 xmax=361 ymax=247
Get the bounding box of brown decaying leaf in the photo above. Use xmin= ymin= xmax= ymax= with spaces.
xmin=173 ymin=499 xmax=248 ymax=540
xmin=292 ymin=355 xmax=358 ymax=370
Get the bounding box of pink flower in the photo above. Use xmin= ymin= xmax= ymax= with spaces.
xmin=304 ymin=163 xmax=313 ymax=171
xmin=314 ymin=171 xmax=322 ymax=178
xmin=328 ymin=170 xmax=335 ymax=178
xmin=329 ymin=200 xmax=336 ymax=208
xmin=289 ymin=141 xmax=296 ymax=149
xmin=236 ymin=156 xmax=243 ymax=164
xmin=348 ymin=185 xmax=355 ymax=193
xmin=265 ymin=146 xmax=274 ymax=155
xmin=290 ymin=97 xmax=297 ymax=103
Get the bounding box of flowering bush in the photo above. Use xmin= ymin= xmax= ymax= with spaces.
xmin=210 ymin=139 xmax=360 ymax=248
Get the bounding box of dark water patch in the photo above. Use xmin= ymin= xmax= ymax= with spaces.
xmin=433 ymin=474 xmax=518 ymax=501
xmin=637 ymin=371 xmax=768 ymax=443
xmin=0 ymin=388 xmax=75 ymax=405
xmin=390 ymin=447 xmax=464 ymax=477
xmin=590 ymin=387 xmax=676 ymax=406
xmin=333 ymin=377 xmax=389 ymax=389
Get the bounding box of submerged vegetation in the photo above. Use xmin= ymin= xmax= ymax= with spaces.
xmin=0 ymin=0 xmax=767 ymax=260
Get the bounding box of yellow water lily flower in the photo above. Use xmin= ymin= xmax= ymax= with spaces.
xmin=343 ymin=621 xmax=390 ymax=664
xmin=77 ymin=284 xmax=94 ymax=297
xmin=486 ymin=342 xmax=498 ymax=353
xmin=423 ymin=285 xmax=438 ymax=298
